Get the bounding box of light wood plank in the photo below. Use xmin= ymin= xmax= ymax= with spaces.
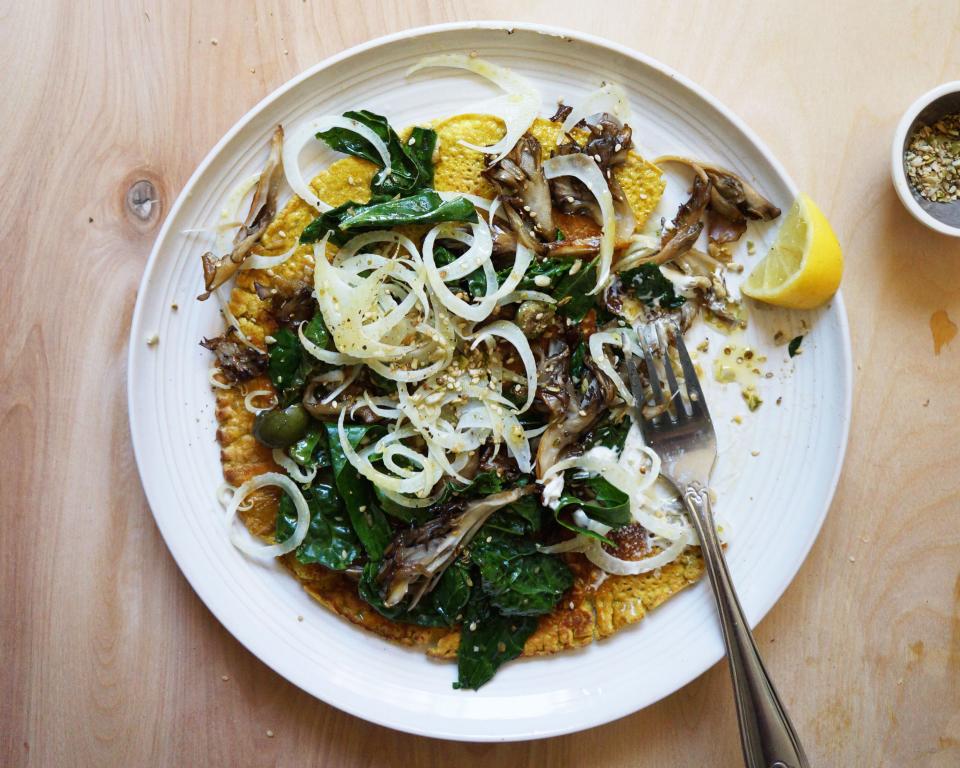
xmin=2 ymin=1 xmax=959 ymax=765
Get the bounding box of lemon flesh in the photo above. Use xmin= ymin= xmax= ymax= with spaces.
xmin=741 ymin=193 xmax=843 ymax=309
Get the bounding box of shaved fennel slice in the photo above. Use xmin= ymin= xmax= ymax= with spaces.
xmin=499 ymin=408 xmax=533 ymax=473
xmin=243 ymin=389 xmax=277 ymax=414
xmin=559 ymin=82 xmax=631 ymax=140
xmin=497 ymin=290 xmax=555 ymax=305
xmin=589 ymin=330 xmax=634 ymax=405
xmin=544 ymin=444 xmax=683 ymax=541
xmin=543 ymin=154 xmax=616 ymax=294
xmin=355 ymin=392 xmax=401 ymax=419
xmin=241 ymin=243 xmax=298 ymax=271
xmin=582 ymin=532 xmax=690 ymax=575
xmin=337 ymin=411 xmax=436 ymax=496
xmin=422 ymin=225 xmax=499 ymax=321
xmin=217 ymin=172 xmax=261 ymax=255
xmin=271 ymin=448 xmax=318 ymax=484
xmin=319 ymin=365 xmax=361 ymax=405
xmin=298 ymin=322 xmax=358 ymax=366
xmin=470 ymin=320 xmax=537 ymax=412
xmin=432 ymin=220 xmax=493 ymax=281
xmin=489 ymin=243 xmax=533 ymax=303
xmin=214 ymin=287 xmax=250 ymax=342
xmin=312 ymin=240 xmax=418 ymax=360
xmin=613 ymin=233 xmax=660 ymax=274
xmin=282 ymin=116 xmax=391 ymax=213
xmin=224 ymin=472 xmax=310 ymax=558
xmin=379 ymin=488 xmax=444 ymax=509
xmin=334 ymin=230 xmax=422 ymax=265
xmin=408 ymin=54 xmax=540 ymax=162
xmin=208 ymin=368 xmax=232 ymax=390
xmin=368 ymin=350 xmax=450 ymax=383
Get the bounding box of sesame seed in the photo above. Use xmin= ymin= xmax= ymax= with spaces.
xmin=266 ymin=730 xmax=274 ymax=738
xmin=221 ymin=675 xmax=230 ymax=681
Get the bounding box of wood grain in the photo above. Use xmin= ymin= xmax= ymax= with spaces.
xmin=3 ymin=1 xmax=959 ymax=765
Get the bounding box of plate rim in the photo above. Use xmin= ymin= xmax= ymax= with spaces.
xmin=128 ymin=19 xmax=853 ymax=741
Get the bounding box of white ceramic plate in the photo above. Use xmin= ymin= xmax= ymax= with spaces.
xmin=128 ymin=21 xmax=851 ymax=741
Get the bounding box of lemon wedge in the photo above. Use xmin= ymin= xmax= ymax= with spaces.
xmin=741 ymin=194 xmax=843 ymax=309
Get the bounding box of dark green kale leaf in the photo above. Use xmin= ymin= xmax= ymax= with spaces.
xmin=788 ymin=335 xmax=803 ymax=357
xmin=455 ymin=591 xmax=538 ymax=690
xmin=302 ymin=311 xmax=331 ymax=349
xmin=515 ymin=257 xmax=574 ymax=290
xmin=447 ymin=471 xmax=504 ymax=498
xmin=316 ymin=110 xmax=436 ymax=197
xmin=299 ymin=200 xmax=363 ymax=246
xmin=553 ymin=257 xmax=599 ymax=321
xmin=484 ymin=493 xmax=542 ymax=537
xmin=620 ymin=263 xmax=685 ymax=309
xmin=374 ymin=471 xmax=510 ymax=525
xmin=267 ymin=327 xmax=308 ymax=404
xmin=556 ymin=476 xmax=631 ymax=528
xmin=266 ymin=313 xmax=332 ymax=406
xmin=358 ymin=560 xmax=471 ymax=628
xmin=287 ymin=424 xmax=330 ymax=470
xmin=470 ymin=528 xmax=573 ymax=617
xmin=586 ymin=417 xmax=631 ymax=451
xmin=339 ymin=190 xmax=477 ymax=230
xmin=275 ymin=483 xmax=360 ymax=570
xmin=301 ymin=191 xmax=477 ymax=245
xmin=323 ymin=423 xmax=392 ymax=561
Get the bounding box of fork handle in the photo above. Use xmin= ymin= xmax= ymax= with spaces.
xmin=683 ymin=483 xmax=810 ymax=768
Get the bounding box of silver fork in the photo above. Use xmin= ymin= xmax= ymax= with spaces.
xmin=625 ymin=321 xmax=810 ymax=768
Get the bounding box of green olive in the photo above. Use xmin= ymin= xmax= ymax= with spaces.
xmin=514 ymin=300 xmax=555 ymax=337
xmin=253 ymin=403 xmax=310 ymax=448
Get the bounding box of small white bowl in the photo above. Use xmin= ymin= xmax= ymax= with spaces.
xmin=891 ymin=81 xmax=960 ymax=237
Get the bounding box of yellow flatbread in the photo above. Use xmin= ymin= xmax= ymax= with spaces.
xmin=213 ymin=114 xmax=702 ymax=659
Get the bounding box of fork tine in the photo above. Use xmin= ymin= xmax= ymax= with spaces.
xmin=671 ymin=321 xmax=707 ymax=413
xmin=637 ymin=326 xmax=665 ymax=407
xmin=655 ymin=323 xmax=687 ymax=417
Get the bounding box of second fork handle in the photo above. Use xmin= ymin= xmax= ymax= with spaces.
xmin=682 ymin=483 xmax=810 ymax=768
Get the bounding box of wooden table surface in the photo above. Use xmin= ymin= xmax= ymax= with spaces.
xmin=4 ymin=1 xmax=960 ymax=765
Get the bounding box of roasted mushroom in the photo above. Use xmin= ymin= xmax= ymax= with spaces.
xmin=655 ymin=155 xmax=780 ymax=247
xmin=533 ymin=338 xmax=612 ymax=479
xmin=543 ymin=235 xmax=602 ymax=258
xmin=483 ymin=133 xmax=555 ymax=253
xmin=254 ymin=277 xmax=315 ymax=326
xmin=301 ymin=369 xmax=380 ymax=422
xmin=198 ymin=126 xmax=285 ymax=300
xmin=668 ymin=248 xmax=739 ymax=325
xmin=376 ymin=486 xmax=536 ymax=608
xmin=200 ymin=327 xmax=268 ymax=382
xmin=551 ymin=114 xmax=637 ymax=241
